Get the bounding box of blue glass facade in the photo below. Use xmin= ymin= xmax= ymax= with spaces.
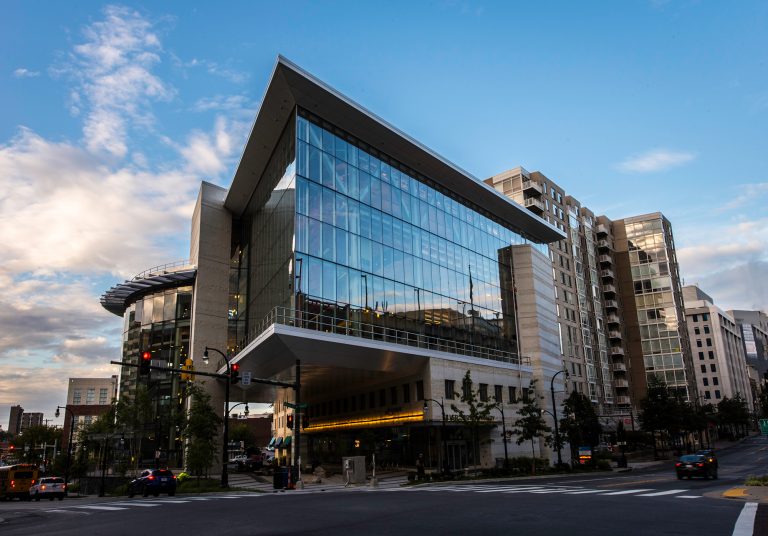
xmin=231 ymin=107 xmax=546 ymax=358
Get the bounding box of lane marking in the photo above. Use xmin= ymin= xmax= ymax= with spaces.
xmin=107 ymin=502 xmax=161 ymax=507
xmin=637 ymin=489 xmax=687 ymax=497
xmin=603 ymin=489 xmax=654 ymax=496
xmin=675 ymin=496 xmax=701 ymax=499
xmin=564 ymin=490 xmax=607 ymax=495
xmin=732 ymin=502 xmax=758 ymax=536
xmin=74 ymin=505 xmax=128 ymax=511
xmin=47 ymin=509 xmax=89 ymax=515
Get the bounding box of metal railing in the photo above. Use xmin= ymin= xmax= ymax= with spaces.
xmin=133 ymin=259 xmax=193 ymax=281
xmin=249 ymin=305 xmax=530 ymax=366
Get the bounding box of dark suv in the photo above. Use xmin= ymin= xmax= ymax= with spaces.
xmin=128 ymin=469 xmax=177 ymax=497
xmin=675 ymin=454 xmax=718 ymax=480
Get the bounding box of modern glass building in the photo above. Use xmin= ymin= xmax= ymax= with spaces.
xmin=612 ymin=213 xmax=696 ymax=401
xmin=106 ymin=57 xmax=567 ymax=472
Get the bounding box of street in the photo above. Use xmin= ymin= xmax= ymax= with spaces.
xmin=1 ymin=436 xmax=767 ymax=535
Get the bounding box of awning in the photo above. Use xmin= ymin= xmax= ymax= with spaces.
xmin=268 ymin=437 xmax=276 ymax=448
xmin=275 ymin=437 xmax=284 ymax=448
xmin=284 ymin=436 xmax=292 ymax=448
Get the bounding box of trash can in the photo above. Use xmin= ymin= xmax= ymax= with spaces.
xmin=273 ymin=466 xmax=288 ymax=489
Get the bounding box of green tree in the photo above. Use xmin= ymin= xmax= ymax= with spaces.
xmin=11 ymin=425 xmax=61 ymax=464
xmin=229 ymin=423 xmax=255 ymax=449
xmin=449 ymin=370 xmax=497 ymax=467
xmin=183 ymin=384 xmax=221 ymax=481
xmin=639 ymin=376 xmax=677 ymax=457
xmin=717 ymin=395 xmax=750 ymax=439
xmin=114 ymin=385 xmax=153 ymax=472
xmin=512 ymin=379 xmax=551 ymax=475
xmin=559 ymin=391 xmax=601 ymax=462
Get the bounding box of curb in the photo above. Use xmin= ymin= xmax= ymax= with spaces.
xmin=723 ymin=487 xmax=748 ymax=498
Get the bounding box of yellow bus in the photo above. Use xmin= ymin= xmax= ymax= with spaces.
xmin=0 ymin=464 xmax=39 ymax=501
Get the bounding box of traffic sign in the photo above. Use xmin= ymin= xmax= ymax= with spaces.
xmin=241 ymin=371 xmax=251 ymax=385
xmin=284 ymin=402 xmax=307 ymax=409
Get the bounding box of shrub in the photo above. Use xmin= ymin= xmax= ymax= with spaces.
xmin=745 ymin=475 xmax=768 ymax=486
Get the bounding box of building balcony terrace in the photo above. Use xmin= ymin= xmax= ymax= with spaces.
xmin=522 ymin=179 xmax=543 ymax=197
xmin=524 ymin=197 xmax=545 ymax=214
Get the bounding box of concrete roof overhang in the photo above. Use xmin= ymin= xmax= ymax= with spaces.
xmin=220 ymin=324 xmax=532 ymax=404
xmin=225 ymin=56 xmax=565 ymax=245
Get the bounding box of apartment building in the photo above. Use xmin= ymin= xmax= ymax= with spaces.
xmin=683 ymin=286 xmax=752 ymax=409
xmin=728 ymin=309 xmax=768 ymax=380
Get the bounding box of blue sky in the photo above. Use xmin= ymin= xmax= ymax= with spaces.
xmin=1 ymin=1 xmax=766 ymax=427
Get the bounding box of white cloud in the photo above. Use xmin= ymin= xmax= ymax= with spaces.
xmin=192 ymin=94 xmax=252 ymax=112
xmin=718 ymin=182 xmax=768 ymax=211
xmin=13 ymin=68 xmax=40 ymax=78
xmin=64 ymin=5 xmax=175 ymax=157
xmin=618 ymin=149 xmax=696 ymax=173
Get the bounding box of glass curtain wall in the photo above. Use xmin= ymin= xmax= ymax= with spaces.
xmin=293 ymin=109 xmax=534 ymax=356
xmin=120 ymin=286 xmax=192 ymax=462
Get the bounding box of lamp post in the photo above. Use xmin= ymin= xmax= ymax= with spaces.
xmin=493 ymin=403 xmax=509 ymax=468
xmin=203 ymin=346 xmax=231 ymax=488
xmin=550 ymin=369 xmax=568 ymax=468
xmin=55 ymin=405 xmax=76 ymax=495
xmin=423 ymin=398 xmax=449 ymax=475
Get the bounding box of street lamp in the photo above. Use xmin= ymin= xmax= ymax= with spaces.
xmin=550 ymin=369 xmax=569 ymax=468
xmin=203 ymin=346 xmax=232 ymax=488
xmin=55 ymin=405 xmax=76 ymax=494
xmin=423 ymin=398 xmax=449 ymax=475
xmin=492 ymin=402 xmax=509 ymax=468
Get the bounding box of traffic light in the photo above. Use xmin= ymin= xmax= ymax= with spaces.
xmin=139 ymin=351 xmax=151 ymax=375
xmin=230 ymin=363 xmax=240 ymax=384
xmin=181 ymin=358 xmax=194 ymax=382
xmin=286 ymin=413 xmax=294 ymax=429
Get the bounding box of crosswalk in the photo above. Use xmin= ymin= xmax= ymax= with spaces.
xmin=369 ymin=483 xmax=704 ymax=499
xmin=46 ymin=495 xmax=256 ymax=516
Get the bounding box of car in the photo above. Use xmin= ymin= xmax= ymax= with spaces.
xmin=128 ymin=469 xmax=177 ymax=497
xmin=29 ymin=477 xmax=66 ymax=501
xmin=695 ymin=449 xmax=718 ymax=469
xmin=675 ymin=454 xmax=718 ymax=480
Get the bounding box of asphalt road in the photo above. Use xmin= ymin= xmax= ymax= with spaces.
xmin=1 ymin=435 xmax=766 ymax=536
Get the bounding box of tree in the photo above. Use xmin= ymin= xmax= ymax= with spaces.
xmin=11 ymin=425 xmax=61 ymax=464
xmin=512 ymin=379 xmax=551 ymax=475
xmin=717 ymin=395 xmax=750 ymax=439
xmin=449 ymin=370 xmax=497 ymax=467
xmin=559 ymin=391 xmax=601 ymax=462
xmin=183 ymin=384 xmax=221 ymax=481
xmin=114 ymin=386 xmax=153 ymax=472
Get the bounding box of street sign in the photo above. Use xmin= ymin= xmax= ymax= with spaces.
xmin=241 ymin=371 xmax=251 ymax=386
xmin=759 ymin=419 xmax=768 ymax=436
xmin=284 ymin=402 xmax=308 ymax=409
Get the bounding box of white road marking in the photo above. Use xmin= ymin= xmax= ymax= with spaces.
xmin=602 ymin=489 xmax=654 ymax=496
xmin=637 ymin=489 xmax=687 ymax=497
xmin=732 ymin=502 xmax=758 ymax=536
xmin=47 ymin=509 xmax=89 ymax=515
xmin=107 ymin=502 xmax=160 ymax=507
xmin=74 ymin=505 xmax=127 ymax=511
xmin=675 ymin=496 xmax=701 ymax=499
xmin=564 ymin=490 xmax=608 ymax=495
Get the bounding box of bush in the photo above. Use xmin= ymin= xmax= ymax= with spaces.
xmin=177 ymin=472 xmax=190 ymax=483
xmin=745 ymin=475 xmax=768 ymax=486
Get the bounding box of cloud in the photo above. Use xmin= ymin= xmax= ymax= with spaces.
xmin=62 ymin=5 xmax=175 ymax=157
xmin=191 ymin=94 xmax=253 ymax=113
xmin=13 ymin=68 xmax=40 ymax=78
xmin=617 ymin=149 xmax=696 ymax=173
xmin=718 ymin=183 xmax=768 ymax=211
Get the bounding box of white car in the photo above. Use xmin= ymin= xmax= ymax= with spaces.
xmin=30 ymin=477 xmax=66 ymax=501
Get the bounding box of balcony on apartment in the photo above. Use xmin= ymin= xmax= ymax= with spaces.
xmin=606 ymin=314 xmax=620 ymax=325
xmin=608 ymin=330 xmax=622 ymax=340
xmin=610 ymin=345 xmax=624 ymax=355
xmin=524 ymin=197 xmax=545 ymax=214
xmin=614 ymin=378 xmax=629 ymax=389
xmin=522 ymin=179 xmax=543 ymax=197
xmin=616 ymin=395 xmax=631 ymax=405
xmin=603 ymin=284 xmax=617 ymax=296
xmin=612 ymin=362 xmax=627 ymax=372
xmin=596 ymin=223 xmax=609 ymax=236
xmin=598 ymin=254 xmax=613 ymax=265
xmin=597 ymin=238 xmax=612 ymax=250
xmin=604 ymin=299 xmax=619 ymax=310
xmin=601 ymin=268 xmax=615 ymax=280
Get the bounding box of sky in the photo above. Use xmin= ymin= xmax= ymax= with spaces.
xmin=1 ymin=1 xmax=767 ymax=428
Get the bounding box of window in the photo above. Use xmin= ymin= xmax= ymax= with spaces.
xmin=692 ymin=314 xmax=698 ymax=322
xmin=462 ymin=377 xmax=472 ymax=400
xmin=710 ymin=364 xmax=717 ymax=372
xmin=703 ymin=325 xmax=710 ymax=334
xmin=369 ymin=392 xmax=376 ymax=409
xmin=402 ymin=384 xmax=411 ymax=403
xmin=700 ymin=365 xmax=706 ymax=373
xmin=391 ymin=386 xmax=398 ymax=405
xmin=360 ymin=394 xmax=366 ymax=410
xmin=445 ymin=380 xmax=456 ymax=400
xmin=478 ymin=383 xmax=488 ymax=402
xmin=703 ymin=378 xmax=709 ymax=386
xmin=696 ymin=340 xmax=702 ymax=348
xmin=509 ymin=386 xmax=517 ymax=402
xmin=495 ymin=385 xmax=503 ymax=403
xmin=702 ymin=313 xmax=709 ymax=321
xmin=416 ymin=380 xmax=424 ymax=401
xmin=706 ymin=338 xmax=712 ymax=346
xmin=699 ymin=352 xmax=705 ymax=360
xmin=73 ymin=389 xmax=82 ymax=404
xmin=705 ymin=391 xmax=711 ymax=399
xmin=379 ymin=389 xmax=386 ymax=407
xmin=694 ymin=327 xmax=700 ymax=335
xmin=715 ymin=390 xmax=721 ymax=399
xmin=712 ymin=377 xmax=719 ymax=386
xmin=522 ymin=388 xmax=530 ymax=402
xmin=86 ymin=388 xmax=95 ymax=404
xmin=99 ymin=388 xmax=108 ymax=405
xmin=709 ymin=351 xmax=714 ymax=359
